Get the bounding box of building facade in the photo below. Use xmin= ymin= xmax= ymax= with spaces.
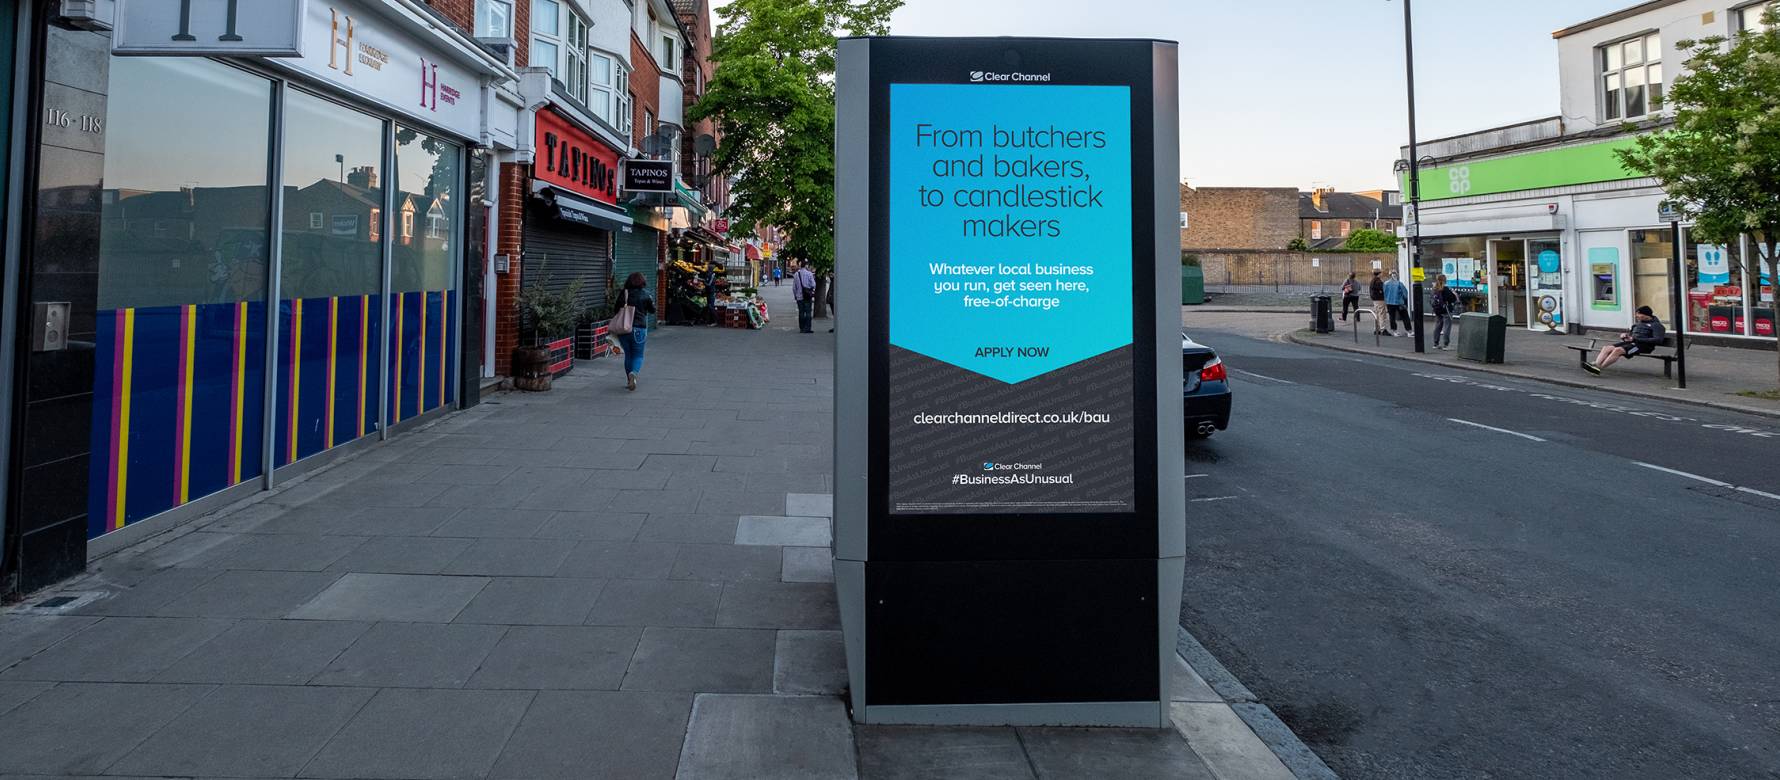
xmin=0 ymin=0 xmax=522 ymax=593
xmin=1403 ymin=0 xmax=1778 ymax=339
xmin=1300 ymin=188 xmax=1402 ymax=250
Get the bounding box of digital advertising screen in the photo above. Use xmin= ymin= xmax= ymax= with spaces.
xmin=885 ymin=81 xmax=1137 ymax=516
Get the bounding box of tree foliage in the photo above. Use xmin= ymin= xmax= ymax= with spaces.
xmin=1286 ymin=236 xmax=1309 ymax=252
xmin=1340 ymin=228 xmax=1400 ymax=253
xmin=690 ymin=0 xmax=901 ymax=274
xmin=1617 ymin=8 xmax=1780 ymax=377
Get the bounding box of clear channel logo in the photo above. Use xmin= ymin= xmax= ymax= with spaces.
xmin=968 ymin=70 xmax=1052 ymax=83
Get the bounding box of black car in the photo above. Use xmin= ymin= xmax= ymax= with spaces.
xmin=1182 ymin=332 xmax=1231 ymax=439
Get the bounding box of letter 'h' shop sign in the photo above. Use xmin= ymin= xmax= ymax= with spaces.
xmin=834 ymin=37 xmax=1184 ymax=727
xmin=114 ymin=0 xmax=306 ymax=57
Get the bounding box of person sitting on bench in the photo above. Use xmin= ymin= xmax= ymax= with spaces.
xmin=1586 ymin=306 xmax=1665 ymax=375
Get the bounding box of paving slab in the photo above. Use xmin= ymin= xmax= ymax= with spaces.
xmin=735 ymin=515 xmax=831 ymax=547
xmin=152 ymin=570 xmax=343 ymax=619
xmin=670 ymin=543 xmax=784 ymax=582
xmin=442 ymin=538 xmax=576 ymax=577
xmin=325 ymin=536 xmax=475 ymax=574
xmin=587 ymin=579 xmax=724 ymax=627
xmin=71 ymin=567 xmax=221 ymax=616
xmin=557 ymin=540 xmax=682 ymax=579
xmin=1170 ymin=702 xmax=1297 ymax=780
xmin=288 ymin=573 xmax=490 ymax=623
xmin=774 ymin=630 xmax=847 ymax=695
xmin=1018 ymin=726 xmax=1216 ymax=780
xmin=780 ymin=546 xmax=835 ymax=583
xmin=620 ymin=627 xmax=775 ymax=693
xmin=0 ymin=681 xmax=52 ymax=718
xmin=153 ymin=619 xmax=373 ymax=685
xmin=677 ymin=694 xmax=857 ymax=780
xmin=534 ymin=510 xmax=648 ymax=541
xmin=717 ymin=582 xmax=840 ymax=630
xmin=700 ymin=490 xmax=791 ymax=516
xmin=785 ymin=493 xmax=834 ymax=518
xmin=467 ymin=625 xmax=643 ymax=690
xmin=200 ymin=533 xmax=369 ymax=571
xmin=299 ymin=688 xmax=533 ymax=779
xmin=636 ymin=513 xmax=741 ymax=544
xmin=608 ymin=488 xmax=704 ymax=514
xmin=311 ymin=622 xmax=506 ymax=688
xmin=453 ymin=576 xmax=604 ymax=625
xmin=0 ymin=682 xmax=212 ymax=775
xmin=490 ymin=690 xmax=692 ymax=779
xmin=427 ymin=480 xmax=546 ymax=510
xmin=854 ymin=726 xmax=1035 ymax=780
xmin=1171 ymin=653 xmax=1222 ymax=703
xmin=430 ymin=507 xmax=553 ymax=538
xmin=108 ymin=684 xmax=375 ymax=778
xmin=0 ymin=615 xmax=100 ymax=668
xmin=334 ymin=506 xmax=461 ymax=536
xmin=0 ymin=616 xmax=231 ymax=682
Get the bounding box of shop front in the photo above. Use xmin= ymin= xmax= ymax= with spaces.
xmin=5 ymin=1 xmax=506 ymax=590
xmin=523 ymin=106 xmax=628 ymax=365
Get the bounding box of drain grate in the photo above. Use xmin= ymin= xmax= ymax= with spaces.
xmin=33 ymin=596 xmax=78 ymax=609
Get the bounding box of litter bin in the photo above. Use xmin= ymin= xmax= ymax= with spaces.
xmin=1456 ymin=312 xmax=1507 ymax=363
xmin=1181 ymin=264 xmax=1205 ymax=305
xmin=1311 ymin=295 xmax=1333 ymax=333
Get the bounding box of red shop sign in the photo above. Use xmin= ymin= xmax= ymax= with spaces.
xmin=536 ymin=108 xmax=620 ymax=205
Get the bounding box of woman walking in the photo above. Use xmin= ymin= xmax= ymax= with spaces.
xmin=613 ymin=272 xmax=656 ymax=391
xmin=1431 ymin=273 xmax=1459 ymax=350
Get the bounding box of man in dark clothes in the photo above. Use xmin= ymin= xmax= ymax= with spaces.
xmin=1587 ymin=306 xmax=1666 ymax=374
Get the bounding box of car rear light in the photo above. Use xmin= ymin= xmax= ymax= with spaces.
xmin=1199 ymin=358 xmax=1226 ymax=383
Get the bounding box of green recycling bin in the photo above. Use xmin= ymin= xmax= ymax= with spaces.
xmin=1181 ymin=264 xmax=1204 ymax=305
xmin=1456 ymin=312 xmax=1507 ymax=363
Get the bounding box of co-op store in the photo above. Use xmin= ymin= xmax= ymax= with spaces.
xmin=0 ymin=0 xmax=517 ymax=591
xmin=1403 ymin=124 xmax=1773 ymax=340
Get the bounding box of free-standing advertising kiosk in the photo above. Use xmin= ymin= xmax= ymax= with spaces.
xmin=834 ymin=37 xmax=1184 ymax=726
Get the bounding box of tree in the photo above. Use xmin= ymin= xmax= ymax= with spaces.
xmin=1617 ymin=7 xmax=1780 ymax=382
xmin=1287 ymin=236 xmax=1309 ymax=251
xmin=1340 ymin=228 xmax=1399 ymax=253
xmin=690 ymin=0 xmax=901 ymax=318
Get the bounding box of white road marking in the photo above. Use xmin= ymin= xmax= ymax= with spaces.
xmin=1231 ymin=368 xmax=1295 ymax=385
xmin=1185 ymin=474 xmax=1209 ymax=480
xmin=1633 ymin=462 xmax=1780 ymax=503
xmin=1446 ymin=418 xmax=1547 ymax=442
xmin=1190 ymin=496 xmax=1241 ymax=503
xmin=1632 ymin=462 xmax=1730 ymax=487
xmin=1737 ymin=486 xmax=1780 ymax=501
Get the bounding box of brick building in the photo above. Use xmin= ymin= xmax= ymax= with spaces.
xmin=1178 ymin=186 xmax=1300 ymax=251
xmin=1300 ymin=188 xmax=1403 ymax=250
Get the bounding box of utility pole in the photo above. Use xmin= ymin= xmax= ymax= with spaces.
xmin=1403 ymin=0 xmax=1426 ymax=353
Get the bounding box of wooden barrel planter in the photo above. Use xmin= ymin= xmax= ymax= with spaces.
xmin=511 ymin=345 xmax=553 ymax=391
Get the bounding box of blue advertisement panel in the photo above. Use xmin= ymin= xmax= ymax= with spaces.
xmin=886 ymin=82 xmax=1136 ymax=515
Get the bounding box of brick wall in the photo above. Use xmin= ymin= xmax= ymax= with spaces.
xmin=494 ymin=162 xmax=527 ymax=376
xmin=1178 ymin=186 xmax=1300 ymax=251
xmin=425 ymin=0 xmax=475 ymax=32
xmin=1190 ymin=251 xmax=1401 ymax=286
xmin=631 ymin=33 xmax=662 ymax=149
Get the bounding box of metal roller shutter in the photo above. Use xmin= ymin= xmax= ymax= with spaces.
xmin=523 ymin=211 xmax=611 ymax=313
xmin=613 ymin=226 xmax=659 ymax=289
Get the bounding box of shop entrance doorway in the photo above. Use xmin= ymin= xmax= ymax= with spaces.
xmin=1486 ymin=236 xmax=1564 ymax=330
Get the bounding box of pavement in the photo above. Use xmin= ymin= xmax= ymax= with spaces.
xmin=0 ymin=283 xmax=1312 ymax=780
xmin=1213 ymin=303 xmax=1780 ymax=419
xmin=1176 ymin=309 xmax=1780 ymax=778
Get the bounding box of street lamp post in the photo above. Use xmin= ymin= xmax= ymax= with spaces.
xmin=1402 ymin=0 xmax=1426 ymax=353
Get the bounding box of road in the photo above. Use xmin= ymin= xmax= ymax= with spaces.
xmin=1177 ymin=312 xmax=1780 ymax=780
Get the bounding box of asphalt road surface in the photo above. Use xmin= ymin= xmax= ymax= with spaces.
xmin=1177 ymin=314 xmax=1780 ymax=780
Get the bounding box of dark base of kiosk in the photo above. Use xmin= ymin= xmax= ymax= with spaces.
xmin=863 ymin=559 xmax=1160 ymax=706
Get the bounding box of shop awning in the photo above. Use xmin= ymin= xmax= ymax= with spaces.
xmin=674 ymin=181 xmax=708 ymax=220
xmin=745 ymin=244 xmax=761 ymax=261
xmin=535 ymin=184 xmax=633 ymax=232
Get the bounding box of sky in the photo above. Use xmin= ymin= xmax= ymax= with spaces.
xmin=719 ymin=0 xmax=1638 ymax=191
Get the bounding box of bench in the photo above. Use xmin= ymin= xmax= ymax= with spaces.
xmin=1563 ymin=337 xmax=1678 ymax=378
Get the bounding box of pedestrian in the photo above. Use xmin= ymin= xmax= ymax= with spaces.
xmin=1339 ymin=272 xmax=1359 ymax=321
xmin=702 ymin=264 xmax=720 ymax=326
xmin=773 ymin=266 xmax=782 ymax=286
xmin=1431 ymin=273 xmax=1458 ymax=350
xmin=825 ymin=273 xmax=835 ymax=333
xmin=1368 ymin=270 xmax=1390 ymax=335
xmin=793 ymin=261 xmax=817 ymax=333
xmin=1586 ymin=305 xmax=1665 ymax=375
xmin=613 ymin=271 xmax=656 ymax=392
xmin=1384 ymin=270 xmax=1411 ymax=337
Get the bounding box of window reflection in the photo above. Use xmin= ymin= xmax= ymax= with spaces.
xmin=392 ymin=126 xmax=459 ymax=292
xmin=99 ymin=57 xmax=271 ymax=310
xmin=280 ymin=90 xmax=384 ymax=300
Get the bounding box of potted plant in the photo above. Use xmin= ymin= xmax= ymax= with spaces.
xmin=512 ymin=274 xmax=582 ymax=391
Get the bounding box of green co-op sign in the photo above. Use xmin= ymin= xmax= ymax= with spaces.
xmin=1405 ymin=136 xmax=1646 ymax=201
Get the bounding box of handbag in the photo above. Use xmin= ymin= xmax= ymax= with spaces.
xmin=609 ymin=290 xmax=636 ymax=336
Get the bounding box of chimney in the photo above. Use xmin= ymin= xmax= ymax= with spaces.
xmin=347 ymin=165 xmax=378 ymax=190
xmin=1311 ymin=187 xmax=1334 ymax=212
